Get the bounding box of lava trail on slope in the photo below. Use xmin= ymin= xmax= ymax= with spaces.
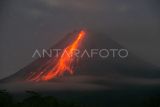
xmin=27 ymin=30 xmax=86 ymax=82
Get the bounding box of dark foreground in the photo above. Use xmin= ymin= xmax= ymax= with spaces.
xmin=0 ymin=89 xmax=160 ymax=107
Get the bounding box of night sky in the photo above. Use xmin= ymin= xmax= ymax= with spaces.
xmin=0 ymin=0 xmax=160 ymax=79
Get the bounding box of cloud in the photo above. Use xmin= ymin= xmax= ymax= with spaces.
xmin=35 ymin=0 xmax=135 ymax=15
xmin=38 ymin=0 xmax=105 ymax=12
xmin=117 ymin=5 xmax=130 ymax=13
xmin=1 ymin=75 xmax=160 ymax=92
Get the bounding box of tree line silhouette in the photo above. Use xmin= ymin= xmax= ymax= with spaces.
xmin=0 ymin=90 xmax=84 ymax=107
xmin=0 ymin=89 xmax=160 ymax=107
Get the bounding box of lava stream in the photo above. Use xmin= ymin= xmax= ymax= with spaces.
xmin=28 ymin=30 xmax=86 ymax=81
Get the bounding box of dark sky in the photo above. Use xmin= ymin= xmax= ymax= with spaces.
xmin=0 ymin=0 xmax=160 ymax=79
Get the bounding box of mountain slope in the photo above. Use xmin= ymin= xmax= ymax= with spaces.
xmin=0 ymin=30 xmax=160 ymax=89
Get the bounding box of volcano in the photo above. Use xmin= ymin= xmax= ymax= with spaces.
xmin=0 ymin=29 xmax=160 ymax=89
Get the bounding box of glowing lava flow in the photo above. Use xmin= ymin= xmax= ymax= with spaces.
xmin=42 ymin=30 xmax=86 ymax=81
xmin=28 ymin=30 xmax=86 ymax=81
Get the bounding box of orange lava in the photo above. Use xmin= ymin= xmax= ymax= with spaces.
xmin=42 ymin=30 xmax=86 ymax=81
xmin=28 ymin=30 xmax=86 ymax=81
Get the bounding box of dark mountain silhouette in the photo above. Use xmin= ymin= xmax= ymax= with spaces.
xmin=0 ymin=30 xmax=160 ymax=89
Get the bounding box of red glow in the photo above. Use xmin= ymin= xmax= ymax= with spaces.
xmin=42 ymin=30 xmax=85 ymax=81
xmin=28 ymin=30 xmax=86 ymax=81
